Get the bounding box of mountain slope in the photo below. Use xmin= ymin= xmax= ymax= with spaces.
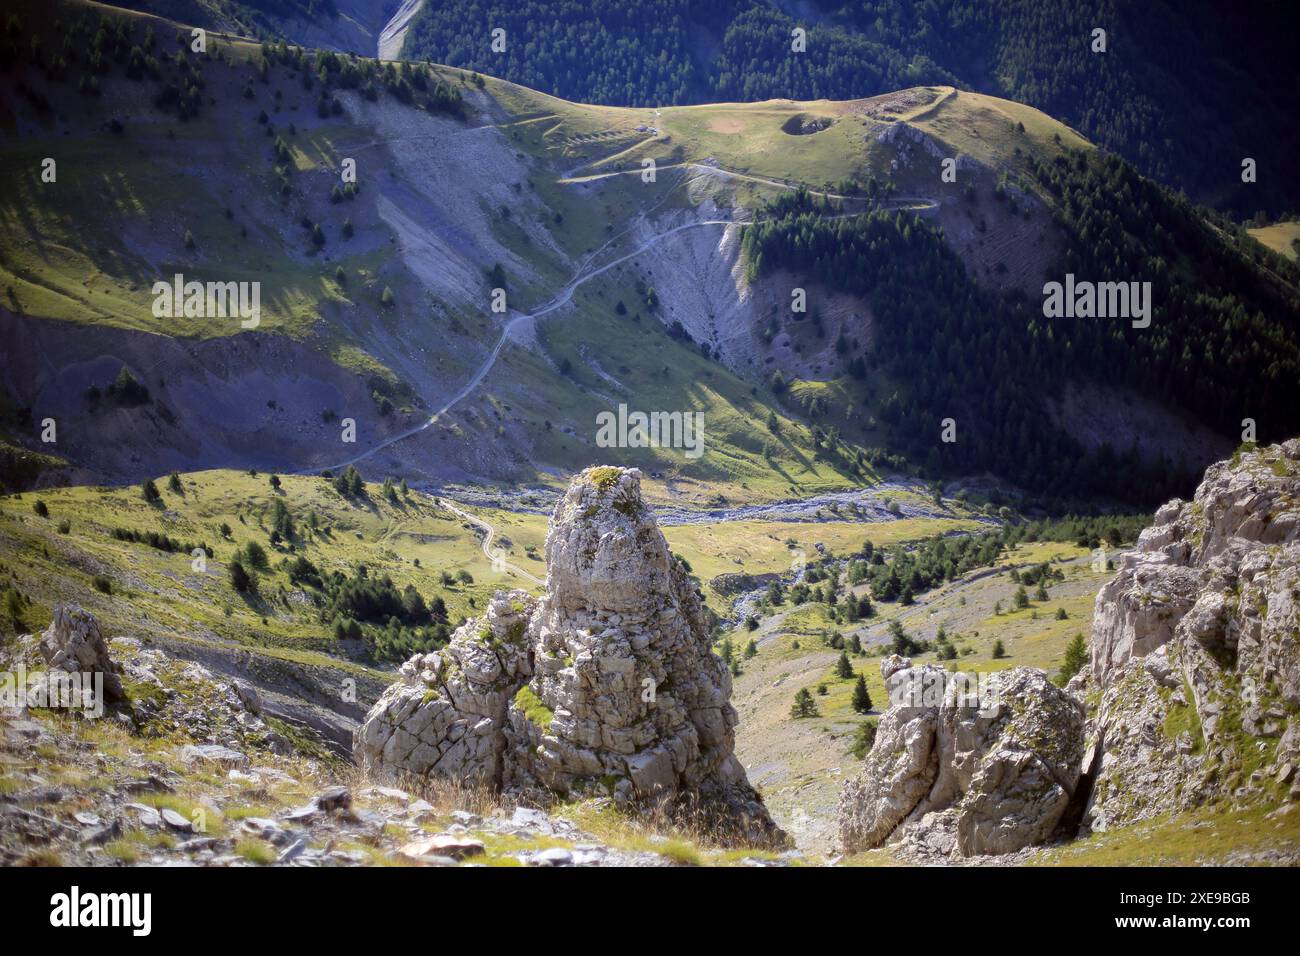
xmin=395 ymin=0 xmax=1300 ymax=218
xmin=3 ymin=0 xmax=1299 ymax=510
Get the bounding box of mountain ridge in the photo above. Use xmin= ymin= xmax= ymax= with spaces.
xmin=2 ymin=0 xmax=1298 ymax=511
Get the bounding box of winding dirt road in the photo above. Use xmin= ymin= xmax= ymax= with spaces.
xmin=311 ymin=164 xmax=935 ymax=475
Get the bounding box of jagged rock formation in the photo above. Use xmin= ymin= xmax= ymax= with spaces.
xmin=838 ymin=656 xmax=1084 ymax=857
xmin=840 ymin=441 xmax=1300 ymax=859
xmin=1079 ymin=439 xmax=1300 ymax=830
xmin=355 ymin=591 xmax=536 ymax=786
xmin=37 ymin=604 xmax=124 ymax=703
xmin=356 ymin=466 xmax=785 ymax=847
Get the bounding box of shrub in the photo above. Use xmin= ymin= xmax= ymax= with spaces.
xmin=229 ymin=560 xmax=253 ymax=593
xmin=1057 ymin=633 xmax=1087 ymax=684
xmin=790 ymin=687 xmax=819 ymax=719
xmin=850 ymin=720 xmax=878 ymax=759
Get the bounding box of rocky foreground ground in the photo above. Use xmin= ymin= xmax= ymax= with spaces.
xmin=0 ymin=612 xmax=799 ymax=867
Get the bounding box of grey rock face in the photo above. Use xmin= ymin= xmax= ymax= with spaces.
xmin=838 ymin=659 xmax=1084 ymax=857
xmin=1084 ymin=439 xmax=1300 ymax=829
xmin=37 ymin=604 xmax=124 ymax=702
xmin=354 ymin=589 xmax=535 ymax=786
xmin=841 ymin=440 xmax=1300 ymax=858
xmin=355 ymin=466 xmax=785 ymax=847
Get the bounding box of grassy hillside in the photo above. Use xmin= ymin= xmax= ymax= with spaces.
xmin=4 ymin=0 xmax=1296 ymax=514
xmin=1249 ymin=221 xmax=1300 ymax=262
xmin=0 ymin=464 xmax=986 ymax=665
xmin=395 ymin=0 xmax=1300 ymax=218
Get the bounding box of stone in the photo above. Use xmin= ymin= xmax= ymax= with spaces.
xmin=179 ymin=744 xmax=248 ymax=770
xmin=81 ymin=821 xmax=121 ymax=846
xmin=839 ymin=662 xmax=1085 ymax=857
xmin=241 ymin=818 xmax=287 ymax=843
xmin=160 ymin=808 xmax=194 ymax=832
xmin=362 ymin=786 xmax=410 ymax=803
xmin=356 ymin=467 xmax=786 ymax=848
xmin=124 ymin=803 xmax=162 ymax=828
xmin=312 ymin=786 xmax=351 ymax=812
xmin=277 ymin=839 xmax=307 ymax=864
xmin=37 ymin=605 xmax=124 ymax=701
xmin=510 ymin=806 xmax=552 ymax=833
xmin=283 ymin=804 xmax=319 ymax=824
xmin=233 ymin=682 xmax=261 ymax=715
xmin=398 ymin=834 xmax=484 ymax=861
xmin=528 ymin=847 xmax=573 ymax=866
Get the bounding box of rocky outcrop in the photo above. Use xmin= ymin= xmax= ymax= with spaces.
xmin=838 ymin=656 xmax=1084 ymax=858
xmin=37 ymin=604 xmax=124 ymax=703
xmin=1081 ymin=439 xmax=1300 ymax=830
xmin=840 ymin=440 xmax=1300 ymax=859
xmin=354 ymin=591 xmax=535 ymax=787
xmin=356 ymin=466 xmax=785 ymax=847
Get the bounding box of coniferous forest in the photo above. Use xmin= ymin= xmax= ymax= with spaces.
xmin=740 ymin=149 xmax=1300 ymax=505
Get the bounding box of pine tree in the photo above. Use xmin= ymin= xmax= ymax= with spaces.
xmin=851 ymin=674 xmax=872 ymax=714
xmin=790 ymin=687 xmax=819 ymax=719
xmin=1058 ymin=633 xmax=1087 ymax=683
xmin=835 ymin=650 xmax=854 ymax=679
xmin=992 ymin=638 xmax=1007 ymax=659
xmin=229 ymin=559 xmax=253 ymax=593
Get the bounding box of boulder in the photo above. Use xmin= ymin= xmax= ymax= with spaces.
xmin=37 ymin=604 xmax=124 ymax=702
xmin=354 ymin=589 xmax=535 ymax=786
xmin=839 ymin=659 xmax=1085 ymax=857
